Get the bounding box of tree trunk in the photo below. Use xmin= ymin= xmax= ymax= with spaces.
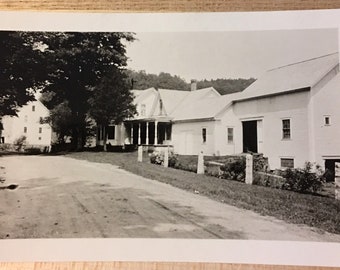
xmin=103 ymin=126 xmax=107 ymax=152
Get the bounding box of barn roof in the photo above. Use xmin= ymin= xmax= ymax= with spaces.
xmin=235 ymin=52 xmax=339 ymax=102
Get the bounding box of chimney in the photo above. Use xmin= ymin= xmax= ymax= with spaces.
xmin=190 ymin=79 xmax=197 ymax=91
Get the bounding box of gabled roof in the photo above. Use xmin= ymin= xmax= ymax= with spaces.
xmin=131 ymin=87 xmax=221 ymax=121
xmin=158 ymin=89 xmax=190 ymax=115
xmin=171 ymin=92 xmax=238 ymax=122
xmin=167 ymin=87 xmax=222 ymax=121
xmin=235 ymin=52 xmax=339 ymax=102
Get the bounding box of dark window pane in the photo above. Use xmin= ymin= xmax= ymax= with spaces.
xmin=202 ymin=128 xmax=206 ymax=143
xmin=281 ymin=158 xmax=294 ymax=168
xmin=108 ymin=126 xmax=115 ymax=140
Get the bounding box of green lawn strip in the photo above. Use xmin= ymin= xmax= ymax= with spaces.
xmin=66 ymin=151 xmax=340 ymax=234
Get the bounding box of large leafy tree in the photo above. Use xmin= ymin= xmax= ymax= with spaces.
xmin=1 ymin=31 xmax=135 ymax=150
xmin=0 ymin=31 xmax=46 ymax=117
xmin=88 ymin=69 xmax=136 ymax=151
xmin=33 ymin=31 xmax=134 ymax=150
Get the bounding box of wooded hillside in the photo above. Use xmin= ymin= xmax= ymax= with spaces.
xmin=126 ymin=70 xmax=255 ymax=95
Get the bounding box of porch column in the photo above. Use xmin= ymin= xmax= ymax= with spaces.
xmin=146 ymin=122 xmax=149 ymax=145
xmin=121 ymin=124 xmax=126 ymax=145
xmin=130 ymin=124 xmax=134 ymax=144
xmin=154 ymin=121 xmax=158 ymax=145
xmin=138 ymin=123 xmax=141 ymax=145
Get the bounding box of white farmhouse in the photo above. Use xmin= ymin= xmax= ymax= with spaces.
xmin=97 ymin=53 xmax=340 ymax=174
xmin=1 ymin=100 xmax=52 ymax=151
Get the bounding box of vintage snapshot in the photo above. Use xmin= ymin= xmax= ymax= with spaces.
xmin=1 ymin=27 xmax=339 ymax=245
xmin=0 ymin=9 xmax=340 ymax=265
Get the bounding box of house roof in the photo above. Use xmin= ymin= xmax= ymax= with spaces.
xmin=171 ymin=92 xmax=238 ymax=122
xmin=235 ymin=52 xmax=339 ymax=102
xmin=158 ymin=89 xmax=190 ymax=115
xmin=168 ymin=87 xmax=224 ymax=121
xmin=131 ymin=87 xmax=222 ymax=122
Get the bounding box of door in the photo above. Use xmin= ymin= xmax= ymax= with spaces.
xmin=179 ymin=130 xmax=193 ymax=155
xmin=242 ymin=120 xmax=258 ymax=153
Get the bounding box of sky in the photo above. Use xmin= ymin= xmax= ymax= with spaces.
xmin=125 ymin=29 xmax=338 ymax=82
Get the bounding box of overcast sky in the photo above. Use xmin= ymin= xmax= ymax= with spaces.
xmin=125 ymin=29 xmax=338 ymax=82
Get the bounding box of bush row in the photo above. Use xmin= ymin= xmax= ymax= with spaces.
xmin=149 ymin=151 xmax=326 ymax=195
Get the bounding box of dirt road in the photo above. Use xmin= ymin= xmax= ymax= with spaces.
xmin=0 ymin=155 xmax=339 ymax=241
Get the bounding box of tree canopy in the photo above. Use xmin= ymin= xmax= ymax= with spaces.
xmin=0 ymin=32 xmax=46 ymax=117
xmin=126 ymin=70 xmax=255 ymax=95
xmin=1 ymin=31 xmax=136 ymax=150
xmin=126 ymin=70 xmax=190 ymax=91
xmin=88 ymin=68 xmax=136 ymax=151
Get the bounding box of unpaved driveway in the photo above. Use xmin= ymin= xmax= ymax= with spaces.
xmin=0 ymin=155 xmax=339 ymax=241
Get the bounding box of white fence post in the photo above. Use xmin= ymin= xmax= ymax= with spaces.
xmin=197 ymin=151 xmax=204 ymax=174
xmin=138 ymin=145 xmax=143 ymax=162
xmin=245 ymin=154 xmax=253 ymax=184
xmin=335 ymin=162 xmax=340 ymax=200
xmin=164 ymin=147 xmax=169 ymax=168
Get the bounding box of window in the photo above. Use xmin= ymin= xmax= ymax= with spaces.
xmin=227 ymin=127 xmax=234 ymax=144
xmin=140 ymin=104 xmax=146 ymax=116
xmin=202 ymin=128 xmax=207 ymax=143
xmin=324 ymin=116 xmax=331 ymax=126
xmin=282 ymin=119 xmax=291 ymax=139
xmin=39 ymin=117 xmax=43 ymax=124
xmin=39 ymin=127 xmax=42 ymax=133
xmin=38 ymin=137 xmax=41 ymax=140
xmin=24 ymin=127 xmax=27 ymax=133
xmin=107 ymin=126 xmax=115 ymax=140
xmin=281 ymin=158 xmax=294 ymax=168
xmin=32 ymin=105 xmax=35 ymax=112
xmin=24 ymin=115 xmax=28 ymax=123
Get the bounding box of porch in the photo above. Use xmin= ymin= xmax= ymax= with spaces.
xmin=124 ymin=118 xmax=172 ymax=146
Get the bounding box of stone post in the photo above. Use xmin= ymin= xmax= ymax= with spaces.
xmin=164 ymin=146 xmax=169 ymax=168
xmin=197 ymin=151 xmax=204 ymax=174
xmin=335 ymin=162 xmax=340 ymax=200
xmin=245 ymin=154 xmax=253 ymax=184
xmin=138 ymin=145 xmax=143 ymax=162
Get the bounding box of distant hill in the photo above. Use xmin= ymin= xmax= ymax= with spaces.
xmin=126 ymin=70 xmax=256 ymax=95
xmin=126 ymin=70 xmax=190 ymax=91
xmin=197 ymin=78 xmax=256 ymax=95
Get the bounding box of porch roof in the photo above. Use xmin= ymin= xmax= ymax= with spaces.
xmin=124 ymin=116 xmax=172 ymax=123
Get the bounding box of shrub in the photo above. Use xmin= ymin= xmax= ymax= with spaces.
xmin=24 ymin=147 xmax=42 ymax=155
xmin=149 ymin=150 xmax=178 ymax=167
xmin=281 ymin=162 xmax=324 ymax=193
xmin=13 ymin=135 xmax=27 ymax=152
xmin=219 ymin=156 xmax=246 ymax=181
xmin=253 ymin=154 xmax=269 ymax=172
xmin=253 ymin=171 xmax=286 ymax=189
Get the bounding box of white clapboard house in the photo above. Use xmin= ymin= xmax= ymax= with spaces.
xmin=1 ymin=99 xmax=52 ymax=151
xmin=97 ymin=52 xmax=340 ymax=173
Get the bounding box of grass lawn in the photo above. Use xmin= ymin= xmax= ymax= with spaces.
xmin=67 ymin=151 xmax=340 ymax=235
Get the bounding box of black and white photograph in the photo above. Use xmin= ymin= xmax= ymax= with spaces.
xmin=1 ymin=10 xmax=340 ymax=265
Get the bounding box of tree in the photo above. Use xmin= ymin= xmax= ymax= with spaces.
xmin=42 ymin=101 xmax=73 ymax=145
xmin=31 ymin=32 xmax=135 ymax=150
xmin=197 ymin=78 xmax=256 ymax=95
xmin=0 ymin=31 xmax=46 ymax=117
xmin=126 ymin=70 xmax=190 ymax=90
xmin=88 ymin=69 xmax=136 ymax=151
